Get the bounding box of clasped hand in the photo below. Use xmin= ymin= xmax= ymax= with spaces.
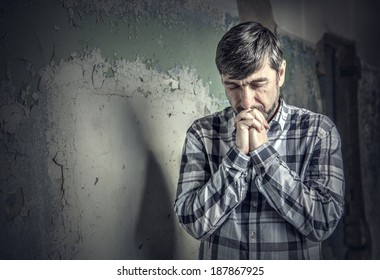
xmin=235 ymin=108 xmax=269 ymax=154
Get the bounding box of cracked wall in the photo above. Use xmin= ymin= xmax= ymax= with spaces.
xmin=0 ymin=0 xmax=238 ymax=259
xmin=41 ymin=48 xmax=221 ymax=259
xmin=278 ymin=33 xmax=322 ymax=113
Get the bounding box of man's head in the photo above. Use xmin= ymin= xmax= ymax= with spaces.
xmin=216 ymin=21 xmax=286 ymax=120
xmin=216 ymin=21 xmax=284 ymax=80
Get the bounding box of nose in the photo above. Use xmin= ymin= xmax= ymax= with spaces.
xmin=240 ymin=86 xmax=256 ymax=110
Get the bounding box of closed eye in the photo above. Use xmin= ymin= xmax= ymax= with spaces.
xmin=223 ymin=81 xmax=240 ymax=90
xmin=250 ymin=82 xmax=267 ymax=89
xmin=227 ymin=84 xmax=240 ymax=90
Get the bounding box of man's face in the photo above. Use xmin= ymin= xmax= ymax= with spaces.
xmin=222 ymin=60 xmax=286 ymax=121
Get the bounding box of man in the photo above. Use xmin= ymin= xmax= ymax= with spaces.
xmin=174 ymin=21 xmax=345 ymax=259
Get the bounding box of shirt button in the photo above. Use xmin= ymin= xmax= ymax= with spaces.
xmin=252 ymin=202 xmax=257 ymax=208
xmin=250 ymin=231 xmax=256 ymax=240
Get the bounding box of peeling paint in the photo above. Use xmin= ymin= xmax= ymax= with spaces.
xmin=0 ymin=103 xmax=29 ymax=135
xmin=279 ymin=32 xmax=323 ymax=113
xmin=0 ymin=188 xmax=24 ymax=222
xmin=62 ymin=0 xmax=238 ymax=30
xmin=1 ymin=0 xmax=235 ymax=260
xmin=38 ymin=47 xmax=218 ymax=259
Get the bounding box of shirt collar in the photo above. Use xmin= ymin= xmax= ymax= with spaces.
xmin=269 ymin=98 xmax=288 ymax=131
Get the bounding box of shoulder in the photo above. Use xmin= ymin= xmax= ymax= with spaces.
xmin=188 ymin=107 xmax=234 ymax=135
xmin=284 ymin=103 xmax=338 ymax=139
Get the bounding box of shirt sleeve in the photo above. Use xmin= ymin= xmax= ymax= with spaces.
xmin=174 ymin=125 xmax=250 ymax=240
xmin=251 ymin=121 xmax=345 ymax=242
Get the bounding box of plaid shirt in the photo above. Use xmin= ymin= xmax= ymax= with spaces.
xmin=174 ymin=99 xmax=345 ymax=259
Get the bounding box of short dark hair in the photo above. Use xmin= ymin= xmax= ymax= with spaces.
xmin=215 ymin=21 xmax=284 ymax=80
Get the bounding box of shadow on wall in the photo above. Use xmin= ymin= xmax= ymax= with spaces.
xmin=134 ymin=151 xmax=177 ymax=259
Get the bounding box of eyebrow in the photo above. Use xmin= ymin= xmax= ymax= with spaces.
xmin=223 ymin=80 xmax=239 ymax=86
xmin=223 ymin=77 xmax=269 ymax=86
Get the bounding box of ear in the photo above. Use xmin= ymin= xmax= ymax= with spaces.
xmin=278 ymin=60 xmax=286 ymax=87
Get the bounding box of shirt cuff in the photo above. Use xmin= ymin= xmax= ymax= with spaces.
xmin=249 ymin=143 xmax=278 ymax=173
xmin=224 ymin=145 xmax=251 ymax=172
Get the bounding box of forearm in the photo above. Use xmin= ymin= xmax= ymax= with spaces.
xmin=175 ymin=134 xmax=250 ymax=240
xmin=251 ymin=135 xmax=345 ymax=241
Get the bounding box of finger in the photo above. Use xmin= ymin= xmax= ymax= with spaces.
xmin=235 ymin=124 xmax=250 ymax=154
xmin=235 ymin=110 xmax=254 ymax=121
xmin=241 ymin=111 xmax=266 ymax=131
xmin=237 ymin=118 xmax=265 ymax=132
xmin=235 ymin=109 xmax=269 ymax=130
xmin=249 ymin=127 xmax=268 ymax=150
xmin=235 ymin=110 xmax=265 ymax=124
xmin=248 ymin=109 xmax=269 ymax=129
xmin=234 ymin=111 xmax=255 ymax=128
